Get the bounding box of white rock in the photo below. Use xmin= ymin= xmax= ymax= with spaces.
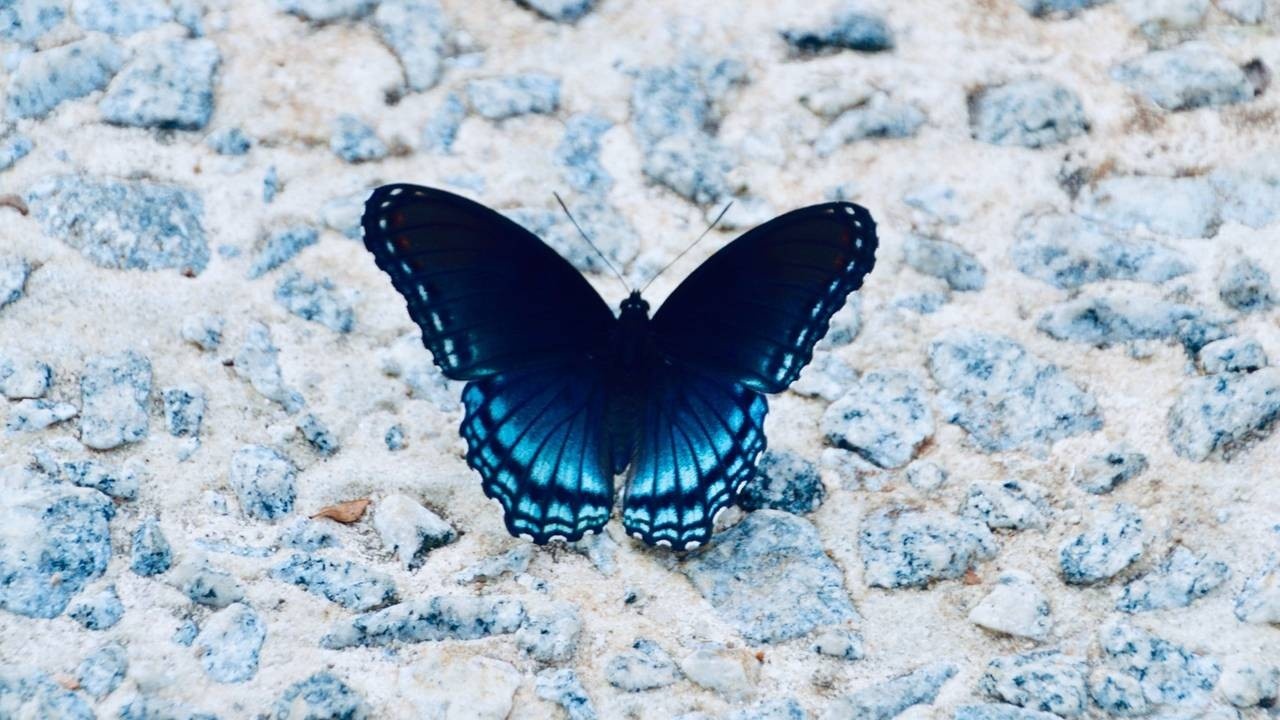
xmin=397 ymin=655 xmax=520 ymax=719
xmin=679 ymin=646 xmax=758 ymax=700
xmin=968 ymin=571 xmax=1052 ymax=640
xmin=373 ymin=494 xmax=457 ymax=570
xmin=1219 ymin=656 xmax=1280 ymax=708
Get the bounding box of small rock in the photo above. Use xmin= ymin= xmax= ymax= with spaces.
xmin=929 ymin=330 xmax=1101 ymax=453
xmin=1012 ymin=212 xmax=1192 ymax=289
xmin=822 ymin=662 xmax=957 ymax=720
xmin=234 ymin=321 xmax=304 ymax=412
xmin=1199 ymin=336 xmax=1267 ymax=374
xmin=384 ymin=424 xmax=407 ymax=451
xmin=0 ymin=672 xmax=94 ymax=719
xmin=76 ymin=642 xmax=128 ymax=699
xmin=278 ymin=518 xmax=339 ymax=551
xmin=1113 ymin=42 xmax=1254 ymax=111
xmin=0 ymin=257 xmax=30 ymax=312
xmin=682 ymin=510 xmax=858 ymax=643
xmin=903 ymin=235 xmax=986 ymax=291
xmin=893 ymin=290 xmax=950 ymax=315
xmin=903 ymin=184 xmax=968 ymax=226
xmin=131 ymin=516 xmax=172 ymax=576
xmin=99 ymin=38 xmax=220 ymax=130
xmin=454 ymin=545 xmax=534 ymax=584
xmin=163 ymin=385 xmax=205 ymax=439
xmin=1092 ymin=619 xmax=1221 ymax=712
xmin=273 ymin=673 xmax=369 ymax=720
xmin=247 ymin=225 xmax=319 ymax=279
xmin=905 ymin=461 xmax=948 ymax=493
xmin=263 ymin=166 xmax=280 ymax=203
xmin=1075 ymin=449 xmax=1148 ymax=494
xmin=168 ymin=558 xmax=245 ymax=608
xmin=229 ymin=445 xmax=296 ymax=521
xmin=275 ymin=272 xmax=355 ymax=333
xmin=1122 ymin=0 xmax=1209 ymax=43
xmin=329 ymin=114 xmax=386 ymax=163
xmin=968 ymin=571 xmax=1052 ymax=640
xmin=0 ymin=0 xmax=66 ymax=44
xmin=6 ymin=398 xmax=77 ymax=431
xmin=980 ymin=651 xmax=1089 ymax=717
xmin=1016 ymin=0 xmax=1111 ymax=17
xmin=1038 ymin=296 xmax=1230 ymax=349
xmin=373 ymin=494 xmax=457 ymax=570
xmin=195 ymin=602 xmax=266 ymax=684
xmin=1234 ymin=558 xmax=1280 ymax=624
xmin=517 ymin=601 xmax=581 ymax=663
xmin=180 ymin=313 xmax=224 ymax=351
xmin=1217 ymin=257 xmax=1275 ymax=313
xmin=568 ymin=532 xmax=617 ymax=576
xmin=792 ymin=352 xmax=858 ymax=402
xmin=62 ymin=458 xmax=140 ymax=499
xmin=1211 ymin=152 xmax=1280 ymax=228
xmin=1116 ymin=545 xmax=1230 ymax=613
xmin=508 ymin=202 xmax=640 ymax=277
xmin=731 ymin=699 xmax=809 ymax=720
xmin=1059 ymin=503 xmax=1144 ymax=584
xmin=320 ymin=595 xmax=525 ymax=648
xmin=207 ymin=127 xmax=251 ymax=155
xmin=0 ymin=354 xmax=51 ymax=399
xmin=954 ymin=705 xmax=1062 ymax=720
xmin=68 ymin=584 xmax=124 ymax=630
xmin=296 ymin=413 xmax=339 ymax=456
xmin=963 ymin=480 xmax=1051 ymax=531
xmin=680 ymin=646 xmax=757 ymax=700
xmin=465 ymin=74 xmax=560 ymax=120
xmin=606 ymin=638 xmax=681 ymax=691
xmin=78 ymin=350 xmax=151 ymax=450
xmin=27 ymin=175 xmax=209 ymax=274
xmin=822 ymin=370 xmax=934 ymax=469
xmin=814 ymin=95 xmax=925 ymax=157
xmin=821 ymin=295 xmax=863 ymax=349
xmin=781 ymin=9 xmax=893 ymax=55
xmin=739 ymin=449 xmax=825 ymax=515
xmin=861 ymin=507 xmax=997 ymax=588
xmin=556 ymin=113 xmax=613 ymax=196
xmin=277 ymin=0 xmax=376 ymax=21
xmin=118 ymin=696 xmax=213 ymax=719
xmin=421 ymin=92 xmax=466 ymax=153
xmin=1219 ymin=657 xmax=1280 ymax=708
xmin=4 ymin=35 xmax=124 ymax=119
xmin=1168 ymin=368 xmax=1280 ymax=460
xmin=969 ymin=79 xmax=1088 ymax=148
xmin=535 ymin=668 xmax=597 ymax=720
xmin=73 ymin=0 xmax=172 ymax=36
xmin=173 ymin=621 xmax=198 ymax=646
xmin=810 ymin=627 xmax=865 ymax=661
xmin=373 ymin=0 xmax=452 ymax=95
xmin=1077 ymin=174 xmax=1219 ymax=237
xmin=271 ymin=554 xmax=397 ymax=611
xmin=0 ymin=132 xmax=33 ymax=171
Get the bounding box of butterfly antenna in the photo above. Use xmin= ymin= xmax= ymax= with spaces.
xmin=639 ymin=200 xmax=733 ymax=294
xmin=554 ymin=192 xmax=630 ymax=292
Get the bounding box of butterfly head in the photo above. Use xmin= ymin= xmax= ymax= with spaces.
xmin=619 ymin=291 xmax=650 ymax=317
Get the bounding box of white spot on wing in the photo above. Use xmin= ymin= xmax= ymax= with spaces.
xmin=518 ymin=533 xmax=534 ymax=542
xmin=685 ymin=540 xmax=701 ymax=550
xmin=656 ymin=539 xmax=671 ymax=548
xmin=389 ymin=187 xmax=404 ymax=196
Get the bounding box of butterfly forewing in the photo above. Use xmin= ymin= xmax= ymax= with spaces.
xmin=362 ymin=184 xmax=616 ymax=380
xmin=650 ymin=202 xmax=878 ymax=394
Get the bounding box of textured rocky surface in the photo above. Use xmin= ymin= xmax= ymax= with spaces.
xmin=2 ymin=0 xmax=1278 ymax=717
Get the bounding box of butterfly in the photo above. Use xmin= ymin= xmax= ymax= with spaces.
xmin=361 ymin=185 xmax=877 ymax=550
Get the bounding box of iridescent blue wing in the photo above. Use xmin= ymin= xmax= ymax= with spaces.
xmin=362 ymin=184 xmax=615 ymax=380
xmin=461 ymin=361 xmax=613 ymax=543
xmin=622 ymin=365 xmax=768 ymax=549
xmin=651 ymin=202 xmax=878 ymax=393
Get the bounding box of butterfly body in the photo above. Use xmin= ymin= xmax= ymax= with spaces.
xmin=362 ymin=184 xmax=877 ymax=550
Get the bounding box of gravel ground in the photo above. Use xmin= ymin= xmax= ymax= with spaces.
xmin=2 ymin=0 xmax=1280 ymax=718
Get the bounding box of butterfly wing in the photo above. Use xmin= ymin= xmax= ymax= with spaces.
xmin=362 ymin=184 xmax=618 ymax=542
xmin=622 ymin=364 xmax=768 ymax=549
xmin=650 ymin=202 xmax=878 ymax=393
xmin=461 ymin=361 xmax=613 ymax=543
xmin=362 ymin=184 xmax=615 ymax=380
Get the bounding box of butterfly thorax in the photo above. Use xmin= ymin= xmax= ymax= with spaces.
xmin=615 ymin=291 xmax=652 ymax=369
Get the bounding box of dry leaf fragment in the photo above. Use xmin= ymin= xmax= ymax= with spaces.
xmin=312 ymin=498 xmax=370 ymax=523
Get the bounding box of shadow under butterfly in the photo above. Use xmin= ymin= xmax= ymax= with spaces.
xmin=361 ymin=185 xmax=878 ymax=550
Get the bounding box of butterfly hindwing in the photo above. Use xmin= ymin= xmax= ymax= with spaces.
xmin=622 ymin=364 xmax=768 ymax=549
xmin=651 ymin=202 xmax=878 ymax=393
xmin=362 ymin=184 xmax=615 ymax=380
xmin=461 ymin=361 xmax=613 ymax=543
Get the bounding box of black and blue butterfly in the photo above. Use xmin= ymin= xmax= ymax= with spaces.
xmin=361 ymin=185 xmax=877 ymax=550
